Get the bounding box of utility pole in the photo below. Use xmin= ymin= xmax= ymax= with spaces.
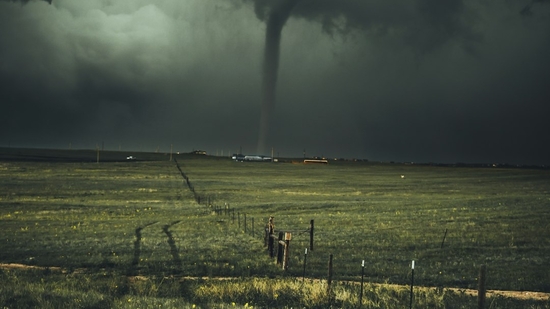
xmin=170 ymin=144 xmax=173 ymax=161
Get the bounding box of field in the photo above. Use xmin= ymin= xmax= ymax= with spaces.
xmin=0 ymin=147 xmax=549 ymax=308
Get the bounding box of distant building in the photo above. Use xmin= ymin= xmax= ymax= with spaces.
xmin=304 ymin=159 xmax=328 ymax=164
xmin=232 ymin=154 xmax=272 ymax=162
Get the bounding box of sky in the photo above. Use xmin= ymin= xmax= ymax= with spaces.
xmin=1 ymin=0 xmax=549 ymax=165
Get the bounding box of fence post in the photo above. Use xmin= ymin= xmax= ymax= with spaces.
xmin=283 ymin=232 xmax=291 ymax=271
xmin=440 ymin=228 xmax=448 ymax=249
xmin=244 ymin=214 xmax=247 ymax=234
xmin=302 ymin=248 xmax=308 ymax=282
xmin=310 ymin=219 xmax=314 ymax=251
xmin=268 ymin=217 xmax=275 ymax=258
xmin=478 ymin=264 xmax=487 ymax=309
xmin=264 ymin=226 xmax=268 ymax=247
xmin=327 ymin=254 xmax=333 ymax=297
xmin=359 ymin=260 xmax=365 ymax=308
xmin=277 ymin=232 xmax=284 ymax=265
xmin=409 ymin=260 xmax=415 ymax=309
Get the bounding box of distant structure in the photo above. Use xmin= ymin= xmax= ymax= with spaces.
xmin=304 ymin=159 xmax=328 ymax=164
xmin=232 ymin=154 xmax=272 ymax=162
xmin=190 ymin=150 xmax=207 ymax=155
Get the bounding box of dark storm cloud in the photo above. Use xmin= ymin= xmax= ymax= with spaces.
xmin=248 ymin=0 xmax=550 ymax=164
xmin=1 ymin=0 xmax=549 ymax=164
xmin=1 ymin=0 xmax=51 ymax=4
xmin=249 ymin=0 xmax=481 ymax=54
xmin=521 ymin=0 xmax=550 ymax=16
xmin=253 ymin=0 xmax=481 ymax=155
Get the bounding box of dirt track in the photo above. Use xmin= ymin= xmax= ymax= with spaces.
xmin=1 ymin=263 xmax=548 ymax=301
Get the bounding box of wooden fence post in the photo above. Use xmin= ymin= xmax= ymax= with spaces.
xmin=478 ymin=264 xmax=487 ymax=309
xmin=268 ymin=217 xmax=275 ymax=258
xmin=310 ymin=219 xmax=314 ymax=251
xmin=264 ymin=226 xmax=268 ymax=247
xmin=441 ymin=228 xmax=448 ymax=249
xmin=283 ymin=232 xmax=291 ymax=271
xmin=277 ymin=232 xmax=284 ymax=265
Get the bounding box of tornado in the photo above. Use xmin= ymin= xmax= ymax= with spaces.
xmin=256 ymin=0 xmax=300 ymax=155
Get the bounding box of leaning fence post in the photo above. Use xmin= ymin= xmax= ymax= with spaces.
xmin=310 ymin=219 xmax=314 ymax=251
xmin=478 ymin=264 xmax=487 ymax=309
xmin=441 ymin=228 xmax=448 ymax=249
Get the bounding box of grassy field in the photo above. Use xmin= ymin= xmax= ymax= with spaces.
xmin=183 ymin=156 xmax=550 ymax=290
xmin=0 ymin=147 xmax=549 ymax=308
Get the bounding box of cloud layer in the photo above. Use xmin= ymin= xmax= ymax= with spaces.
xmin=1 ymin=0 xmax=549 ymax=164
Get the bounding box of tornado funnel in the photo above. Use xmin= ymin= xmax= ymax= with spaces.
xmin=256 ymin=0 xmax=300 ymax=155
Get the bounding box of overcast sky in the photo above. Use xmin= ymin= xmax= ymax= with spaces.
xmin=1 ymin=0 xmax=549 ymax=165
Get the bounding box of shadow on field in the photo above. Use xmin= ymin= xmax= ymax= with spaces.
xmin=162 ymin=221 xmax=183 ymax=274
xmin=129 ymin=222 xmax=158 ymax=275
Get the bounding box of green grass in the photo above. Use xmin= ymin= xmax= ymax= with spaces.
xmin=1 ymin=268 xmax=549 ymax=308
xmin=183 ymin=158 xmax=550 ymax=291
xmin=0 ymin=148 xmax=549 ymax=307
